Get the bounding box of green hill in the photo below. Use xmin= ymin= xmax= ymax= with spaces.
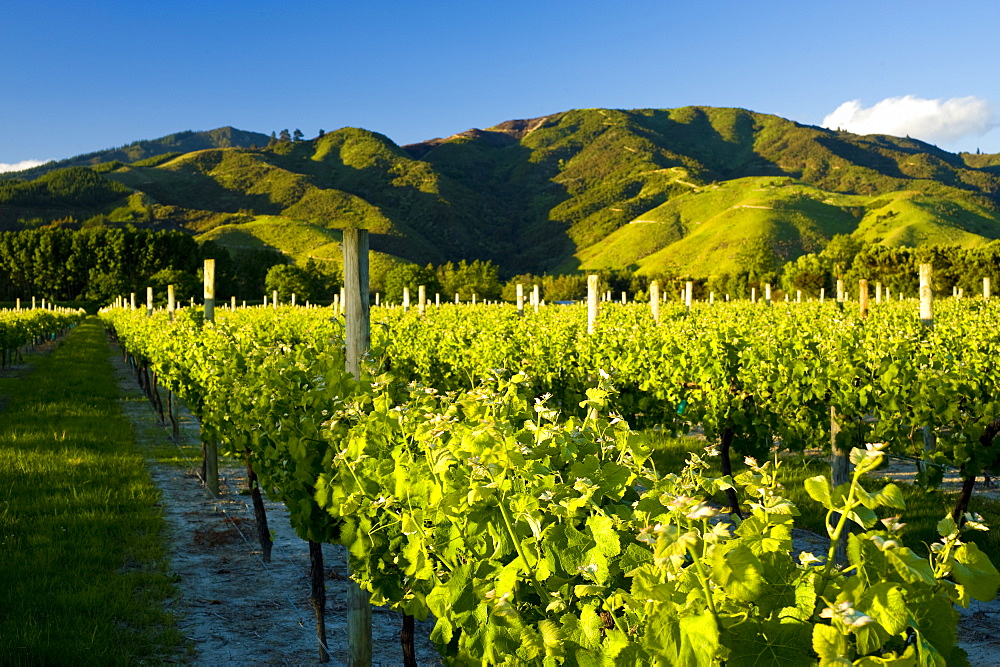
xmin=5 ymin=108 xmax=1000 ymax=279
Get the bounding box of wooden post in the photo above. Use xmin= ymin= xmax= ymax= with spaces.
xmin=919 ymin=263 xmax=933 ymax=328
xmin=764 ymin=283 xmax=771 ymax=305
xmin=263 ymin=294 xmax=268 ymax=308
xmin=231 ymin=295 xmax=236 ymax=310
xmin=375 ymin=292 xmax=380 ymax=307
xmin=472 ymin=293 xmax=477 ymax=306
xmin=516 ymin=284 xmax=524 ymax=316
xmin=650 ymin=280 xmax=660 ymax=323
xmin=402 ymin=287 xmax=410 ymax=312
xmin=587 ymin=275 xmax=599 ymax=334
xmin=858 ymin=279 xmax=869 ymax=319
xmin=15 ymin=298 xmax=20 ymax=311
xmin=418 ymin=285 xmax=426 ymax=316
xmin=983 ymin=277 xmax=991 ymax=301
xmin=533 ymin=284 xmax=540 ymax=313
xmin=685 ymin=281 xmax=693 ymax=312
xmin=291 ymin=293 xmax=296 ymax=307
xmin=32 ymin=296 xmax=36 ymax=309
xmin=342 ymin=229 xmax=372 ymax=667
xmin=836 ymin=279 xmax=845 ymax=310
xmin=204 ymin=260 xmax=216 ymax=323
xmin=796 ymin=289 xmax=802 ymax=303
xmin=819 ymin=287 xmax=825 ymax=303
xmin=130 ymin=293 xmax=136 ymax=310
xmin=454 ymin=293 xmax=460 ymax=305
xmin=621 ymin=291 xmax=627 ymax=305
xmin=750 ymin=287 xmax=756 ymax=304
xmin=709 ymin=291 xmax=715 ymax=305
xmin=875 ymin=282 xmax=882 ymax=304
xmin=146 ymin=287 xmax=154 ymax=317
xmin=202 ymin=259 xmax=219 ymax=498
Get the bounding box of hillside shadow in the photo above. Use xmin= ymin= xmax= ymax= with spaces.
xmin=630 ymin=108 xmax=783 ymax=179
xmin=307 ymin=136 xmax=576 ymax=273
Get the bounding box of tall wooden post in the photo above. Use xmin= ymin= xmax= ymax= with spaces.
xmin=764 ymin=283 xmax=772 ymax=305
xmin=858 ymin=279 xmax=869 ymax=319
xmin=342 ymin=229 xmax=372 ymax=667
xmin=919 ymin=264 xmax=933 ymax=328
xmin=587 ymin=275 xmax=599 ymax=335
xmin=202 ymin=259 xmax=219 ymax=497
xmin=685 ymin=281 xmax=693 ymax=312
xmin=875 ymin=282 xmax=882 ymax=304
xmin=130 ymin=293 xmax=136 ymax=310
xmin=272 ymin=290 xmax=279 ymax=309
xmin=146 ymin=287 xmax=154 ymax=317
xmin=985 ymin=277 xmax=991 ymax=301
xmin=167 ymin=284 xmax=175 ymax=321
xmin=533 ymin=284 xmax=540 ymax=313
xmin=621 ymin=291 xmax=627 ymax=305
xmin=418 ymin=285 xmax=426 ymax=316
xmin=819 ymin=287 xmax=825 ymax=303
xmin=649 ymin=280 xmax=660 ymax=323
xmin=402 ymin=287 xmax=410 ymax=313
xmin=516 ymin=284 xmax=524 ymax=317
xmin=750 ymin=287 xmax=757 ymax=304
xmin=836 ymin=279 xmax=845 ymax=311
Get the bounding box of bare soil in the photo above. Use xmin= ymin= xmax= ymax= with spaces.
xmin=109 ymin=345 xmax=441 ymax=665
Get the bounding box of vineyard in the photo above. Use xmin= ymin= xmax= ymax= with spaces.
xmin=98 ymin=283 xmax=1000 ymax=666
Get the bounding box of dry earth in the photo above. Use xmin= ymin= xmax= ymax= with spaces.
xmin=108 ymin=343 xmax=441 ymax=665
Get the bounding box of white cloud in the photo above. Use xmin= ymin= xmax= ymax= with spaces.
xmin=821 ymin=95 xmax=996 ymax=146
xmin=0 ymin=159 xmax=48 ymax=174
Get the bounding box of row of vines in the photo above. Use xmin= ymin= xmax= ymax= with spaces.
xmin=102 ymin=299 xmax=1000 ymax=665
xmin=1 ymin=308 xmax=83 ymax=366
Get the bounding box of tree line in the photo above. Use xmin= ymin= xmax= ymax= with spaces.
xmin=0 ymin=227 xmax=290 ymax=304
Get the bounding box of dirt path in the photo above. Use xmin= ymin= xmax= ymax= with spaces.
xmin=108 ymin=342 xmax=441 ymax=665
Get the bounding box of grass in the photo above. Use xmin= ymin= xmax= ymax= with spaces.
xmin=0 ymin=318 xmax=182 ymax=663
xmin=647 ymin=432 xmax=1000 ymax=565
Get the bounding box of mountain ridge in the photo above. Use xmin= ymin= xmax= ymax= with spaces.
xmin=3 ymin=107 xmax=1000 ymax=280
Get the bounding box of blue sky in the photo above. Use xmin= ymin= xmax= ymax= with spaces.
xmin=3 ymin=0 xmax=1000 ymax=171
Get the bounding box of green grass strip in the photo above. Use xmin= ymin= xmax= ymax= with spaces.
xmin=0 ymin=317 xmax=181 ymax=664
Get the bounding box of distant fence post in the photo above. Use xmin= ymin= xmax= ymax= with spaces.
xmin=146 ymin=287 xmax=154 ymax=317
xmin=984 ymin=277 xmax=991 ymax=302
xmin=587 ymin=275 xmax=599 ymax=334
xmin=919 ymin=264 xmax=933 ymax=328
xmin=650 ymin=280 xmax=660 ymax=323
xmin=859 ymin=279 xmax=869 ymax=319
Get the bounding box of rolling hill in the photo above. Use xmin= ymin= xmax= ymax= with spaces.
xmin=4 ymin=107 xmax=1000 ymax=279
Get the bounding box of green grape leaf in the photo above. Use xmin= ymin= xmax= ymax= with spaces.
xmin=804 ymin=475 xmax=834 ymax=510
xmin=875 ymin=483 xmax=906 ymax=510
xmin=887 ymin=547 xmax=936 ymax=586
xmin=711 ymin=543 xmax=765 ymax=603
xmin=952 ymin=542 xmax=1000 ymax=602
xmin=812 ymin=623 xmax=850 ymax=662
